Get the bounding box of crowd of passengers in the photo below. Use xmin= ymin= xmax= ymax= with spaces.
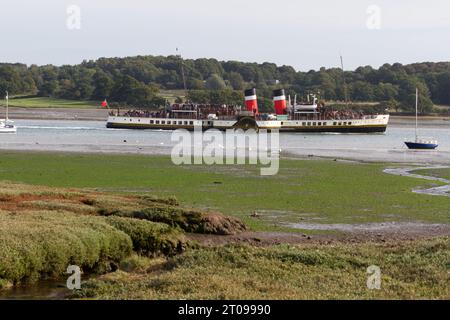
xmin=318 ymin=107 xmax=365 ymax=120
xmin=109 ymin=103 xmax=373 ymax=120
xmin=110 ymin=103 xmax=242 ymax=119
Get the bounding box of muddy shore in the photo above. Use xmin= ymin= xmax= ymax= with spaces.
xmin=6 ymin=107 xmax=109 ymax=121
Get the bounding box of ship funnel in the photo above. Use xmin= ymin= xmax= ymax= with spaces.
xmin=273 ymin=89 xmax=287 ymax=115
xmin=244 ymin=88 xmax=259 ymax=114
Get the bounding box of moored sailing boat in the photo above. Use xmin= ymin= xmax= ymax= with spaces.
xmin=404 ymin=88 xmax=437 ymax=150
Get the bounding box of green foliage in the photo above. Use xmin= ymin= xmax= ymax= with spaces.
xmin=187 ymin=89 xmax=243 ymax=105
xmin=2 ymin=59 xmax=450 ymax=112
xmin=73 ymin=238 xmax=450 ymax=299
xmin=111 ymin=75 xmax=161 ymax=107
xmin=105 ymin=216 xmax=187 ymax=257
xmin=258 ymin=97 xmax=275 ymax=113
xmin=101 ymin=205 xmax=204 ymax=233
xmin=205 ymin=74 xmax=227 ymax=90
xmin=225 ymin=72 xmax=245 ymax=90
xmin=99 ymin=200 xmax=246 ymax=235
xmin=0 ymin=211 xmax=132 ymax=286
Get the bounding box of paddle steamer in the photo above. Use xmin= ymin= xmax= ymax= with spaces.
xmin=106 ymin=89 xmax=389 ymax=133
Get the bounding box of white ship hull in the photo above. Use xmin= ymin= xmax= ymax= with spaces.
xmin=106 ymin=114 xmax=389 ymax=133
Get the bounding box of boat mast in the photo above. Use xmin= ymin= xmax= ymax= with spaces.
xmin=340 ymin=55 xmax=349 ymax=108
xmin=415 ymin=87 xmax=418 ymax=141
xmin=5 ymin=91 xmax=8 ymax=121
xmin=176 ymin=48 xmax=188 ymax=100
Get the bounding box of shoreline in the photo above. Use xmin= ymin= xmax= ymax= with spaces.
xmin=0 ymin=148 xmax=449 ymax=167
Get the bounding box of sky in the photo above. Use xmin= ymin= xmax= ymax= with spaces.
xmin=1 ymin=0 xmax=449 ymax=71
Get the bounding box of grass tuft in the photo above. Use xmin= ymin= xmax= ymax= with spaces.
xmin=105 ymin=216 xmax=188 ymax=257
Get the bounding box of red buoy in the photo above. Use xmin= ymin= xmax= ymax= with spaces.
xmin=244 ymin=88 xmax=259 ymax=114
xmin=101 ymin=99 xmax=108 ymax=108
xmin=273 ymin=89 xmax=287 ymax=115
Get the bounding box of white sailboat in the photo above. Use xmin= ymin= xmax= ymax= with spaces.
xmin=0 ymin=91 xmax=17 ymax=133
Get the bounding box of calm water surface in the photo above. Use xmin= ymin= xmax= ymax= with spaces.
xmin=0 ymin=119 xmax=448 ymax=164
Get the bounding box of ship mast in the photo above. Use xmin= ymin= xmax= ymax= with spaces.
xmin=415 ymin=87 xmax=418 ymax=141
xmin=5 ymin=91 xmax=8 ymax=121
xmin=340 ymin=55 xmax=349 ymax=108
xmin=176 ymin=48 xmax=188 ymax=100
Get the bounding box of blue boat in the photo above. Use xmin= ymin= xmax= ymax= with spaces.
xmin=404 ymin=88 xmax=438 ymax=150
xmin=405 ymin=141 xmax=438 ymax=150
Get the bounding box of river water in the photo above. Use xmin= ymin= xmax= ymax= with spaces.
xmin=0 ymin=119 xmax=449 ymax=164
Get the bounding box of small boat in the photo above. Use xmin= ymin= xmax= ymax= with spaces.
xmin=404 ymin=88 xmax=437 ymax=150
xmin=0 ymin=91 xmax=16 ymax=134
xmin=405 ymin=140 xmax=438 ymax=150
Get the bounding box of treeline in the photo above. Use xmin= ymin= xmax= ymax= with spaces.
xmin=1 ymin=56 xmax=450 ymax=113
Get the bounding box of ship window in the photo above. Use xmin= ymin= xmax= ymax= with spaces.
xmin=156 ymin=120 xmax=160 ymax=124
xmin=281 ymin=122 xmax=284 ymax=125
xmin=150 ymin=120 xmax=154 ymax=124
xmin=348 ymin=122 xmax=352 ymax=125
xmin=333 ymin=122 xmax=337 ymax=126
xmin=161 ymin=121 xmax=165 ymax=124
xmin=190 ymin=121 xmax=194 ymax=125
xmin=318 ymin=122 xmax=321 ymax=126
xmin=307 ymin=122 xmax=311 ymax=126
xmin=338 ymin=122 xmax=342 ymax=125
xmin=343 ymin=122 xmax=347 ymax=125
xmin=302 ymin=122 xmax=306 ymax=126
xmin=313 ymin=122 xmax=316 ymax=126
xmin=184 ymin=121 xmax=188 ymax=125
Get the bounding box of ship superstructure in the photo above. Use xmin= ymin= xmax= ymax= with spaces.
xmin=106 ymin=89 xmax=389 ymax=133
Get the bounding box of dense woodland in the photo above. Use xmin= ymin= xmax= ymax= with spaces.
xmin=1 ymin=55 xmax=450 ymax=113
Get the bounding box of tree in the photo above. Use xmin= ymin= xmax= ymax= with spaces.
xmin=374 ymin=83 xmax=398 ymax=101
xmin=0 ymin=65 xmax=22 ymax=94
xmin=205 ymin=74 xmax=227 ymax=90
xmin=435 ymin=72 xmax=450 ymax=105
xmin=39 ymin=80 xmax=59 ymax=97
xmin=92 ymin=70 xmax=114 ymax=100
xmin=111 ymin=75 xmax=159 ymax=106
xmin=188 ymin=78 xmax=205 ymax=90
xmin=403 ymin=92 xmax=433 ymax=114
xmin=1 ymin=56 xmax=450 ymax=115
xmin=187 ymin=90 xmax=209 ymax=103
xmin=227 ymin=72 xmax=245 ymax=90
xmin=351 ymin=81 xmax=374 ymax=101
xmin=397 ymin=76 xmax=433 ymax=112
xmin=387 ymin=98 xmax=400 ymax=112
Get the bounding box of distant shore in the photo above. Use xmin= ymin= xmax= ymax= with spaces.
xmin=5 ymin=106 xmax=450 ymax=126
xmin=6 ymin=107 xmax=109 ymax=121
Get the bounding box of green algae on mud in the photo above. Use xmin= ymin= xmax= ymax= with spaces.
xmin=0 ymin=152 xmax=449 ymax=231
